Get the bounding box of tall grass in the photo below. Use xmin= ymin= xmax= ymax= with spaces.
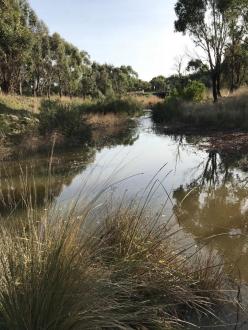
xmin=0 ymin=94 xmax=144 ymax=117
xmin=0 ymin=168 xmax=237 ymax=329
xmin=152 ymin=92 xmax=248 ymax=131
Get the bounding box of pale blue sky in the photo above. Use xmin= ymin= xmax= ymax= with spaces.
xmin=29 ymin=0 xmax=192 ymax=81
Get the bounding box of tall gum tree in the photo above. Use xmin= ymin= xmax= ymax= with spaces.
xmin=174 ymin=0 xmax=230 ymax=102
xmin=0 ymin=0 xmax=32 ymax=93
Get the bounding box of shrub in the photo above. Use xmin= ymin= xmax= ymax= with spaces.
xmin=183 ymin=80 xmax=205 ymax=102
xmin=152 ymin=97 xmax=184 ymax=123
xmin=39 ymin=100 xmax=90 ymax=139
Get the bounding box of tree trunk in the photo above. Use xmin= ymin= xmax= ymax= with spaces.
xmin=229 ymin=33 xmax=235 ymax=94
xmin=216 ymin=60 xmax=222 ymax=97
xmin=230 ymin=67 xmax=235 ymax=94
xmin=47 ymin=83 xmax=51 ymax=99
xmin=230 ymin=50 xmax=235 ymax=94
xmin=212 ymin=72 xmax=218 ymax=103
xmin=19 ymin=81 xmax=23 ymax=96
xmin=217 ymin=73 xmax=222 ymax=97
xmin=1 ymin=80 xmax=10 ymax=94
xmin=35 ymin=73 xmax=40 ymax=97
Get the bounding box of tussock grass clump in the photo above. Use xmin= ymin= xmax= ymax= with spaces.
xmin=0 ymin=192 xmax=233 ymax=329
xmin=152 ymin=92 xmax=248 ymax=131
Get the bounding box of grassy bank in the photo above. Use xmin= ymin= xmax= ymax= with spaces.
xmin=0 ymin=94 xmax=153 ymax=160
xmin=152 ymin=92 xmax=248 ymax=131
xmin=0 ymin=93 xmax=159 ymax=117
xmin=0 ymin=181 xmax=234 ymax=329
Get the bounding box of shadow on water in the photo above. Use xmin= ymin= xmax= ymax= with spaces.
xmin=0 ymin=120 xmax=139 ymax=216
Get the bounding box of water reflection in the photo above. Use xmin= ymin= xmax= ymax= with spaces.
xmin=0 ymin=121 xmax=139 ymax=216
xmin=1 ymin=114 xmax=248 ymax=282
xmin=174 ymin=183 xmax=248 ymax=281
xmin=0 ymin=148 xmax=96 ymax=215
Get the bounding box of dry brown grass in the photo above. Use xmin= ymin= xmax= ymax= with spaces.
xmin=153 ymin=88 xmax=248 ymax=130
xmin=133 ymin=94 xmax=163 ymax=108
xmin=0 ymin=137 xmax=11 ymax=161
xmin=0 ymin=94 xmax=94 ymax=115
xmin=0 ymin=162 xmax=239 ymax=329
xmin=0 ymin=93 xmax=40 ymax=114
xmin=203 ymin=86 xmax=248 ymax=100
xmin=0 ymin=204 xmax=230 ymax=329
xmin=85 ymin=113 xmax=127 ymax=128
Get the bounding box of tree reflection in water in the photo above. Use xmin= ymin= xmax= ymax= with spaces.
xmin=173 ymin=149 xmax=248 ymax=281
xmin=0 ymin=121 xmax=139 ymax=217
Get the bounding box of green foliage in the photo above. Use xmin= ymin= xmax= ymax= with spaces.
xmin=152 ymin=97 xmax=184 ymax=123
xmin=150 ymin=75 xmax=168 ymax=93
xmin=38 ymin=97 xmax=142 ymax=140
xmin=152 ymin=80 xmax=206 ymax=124
xmin=0 ymin=1 xmax=149 ymax=98
xmin=0 ymin=0 xmax=33 ymax=93
xmin=38 ymin=100 xmax=90 ymax=138
xmin=174 ymin=0 xmax=248 ymax=101
xmin=183 ymin=80 xmax=205 ymax=102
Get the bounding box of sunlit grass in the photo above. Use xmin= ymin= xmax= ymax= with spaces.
xmin=0 ymin=164 xmax=238 ymax=329
xmin=152 ymin=89 xmax=248 ymax=130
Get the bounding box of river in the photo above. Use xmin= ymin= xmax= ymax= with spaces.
xmin=1 ymin=111 xmax=248 ymax=284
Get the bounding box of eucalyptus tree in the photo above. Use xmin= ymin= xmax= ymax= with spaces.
xmin=0 ymin=0 xmax=146 ymax=97
xmin=30 ymin=21 xmax=51 ymax=96
xmin=175 ymin=0 xmax=248 ymax=101
xmin=63 ymin=43 xmax=90 ymax=97
xmin=220 ymin=0 xmax=248 ymax=92
xmin=186 ymin=59 xmax=209 ymax=74
xmin=0 ymin=0 xmax=32 ymax=93
xmin=150 ymin=76 xmax=168 ymax=92
xmin=49 ymin=33 xmax=68 ymax=97
xmin=223 ymin=39 xmax=248 ymax=90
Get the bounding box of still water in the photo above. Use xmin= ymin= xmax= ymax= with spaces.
xmin=1 ymin=112 xmax=248 ymax=281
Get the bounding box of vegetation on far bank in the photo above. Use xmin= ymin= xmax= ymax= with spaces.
xmin=0 ymin=93 xmax=161 ymax=160
xmin=152 ymin=88 xmax=248 ymax=131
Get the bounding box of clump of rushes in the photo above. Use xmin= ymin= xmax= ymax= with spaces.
xmin=0 ymin=188 xmax=235 ymax=330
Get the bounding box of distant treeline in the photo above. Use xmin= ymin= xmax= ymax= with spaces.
xmin=0 ymin=0 xmax=151 ymax=98
xmin=1 ymin=0 xmax=248 ymax=100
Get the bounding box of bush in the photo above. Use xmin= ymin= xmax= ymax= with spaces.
xmin=39 ymin=100 xmax=90 ymax=139
xmin=152 ymin=97 xmax=184 ymax=123
xmin=183 ymin=80 xmax=205 ymax=102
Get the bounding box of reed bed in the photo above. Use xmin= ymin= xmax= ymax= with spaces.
xmin=0 ymin=164 xmax=239 ymax=329
xmin=152 ymin=89 xmax=248 ymax=131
